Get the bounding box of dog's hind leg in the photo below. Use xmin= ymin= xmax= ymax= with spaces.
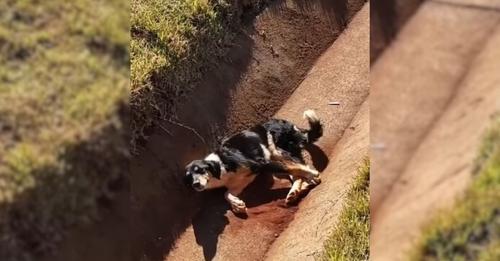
xmin=266 ymin=131 xmax=319 ymax=181
xmin=282 ymin=161 xmax=321 ymax=185
xmin=263 ymin=157 xmax=321 ymax=186
xmin=286 ymin=173 xmax=322 ymax=204
xmin=259 ymin=159 xmax=319 ymax=205
xmin=266 ymin=132 xmax=282 ymax=158
xmin=258 ymin=160 xmax=319 ymax=182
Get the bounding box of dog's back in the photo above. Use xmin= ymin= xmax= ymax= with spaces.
xmin=219 ymin=110 xmax=323 ymax=168
xmin=221 ymin=130 xmax=268 ymax=164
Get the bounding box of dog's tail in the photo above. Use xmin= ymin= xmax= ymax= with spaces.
xmin=303 ymin=109 xmax=323 ymax=143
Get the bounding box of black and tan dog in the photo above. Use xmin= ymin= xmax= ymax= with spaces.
xmin=184 ymin=110 xmax=323 ymax=213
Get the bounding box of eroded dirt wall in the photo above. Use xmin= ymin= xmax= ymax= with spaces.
xmin=130 ymin=0 xmax=366 ymax=260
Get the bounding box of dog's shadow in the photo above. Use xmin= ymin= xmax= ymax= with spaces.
xmin=191 ymin=174 xmax=287 ymax=261
xmin=192 ymin=144 xmax=328 ymax=261
xmin=192 ymin=190 xmax=230 ymax=261
xmin=306 ymin=143 xmax=329 ymax=172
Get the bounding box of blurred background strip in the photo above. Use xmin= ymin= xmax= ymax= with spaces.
xmin=0 ymin=1 xmax=130 ymax=261
xmin=371 ymin=0 xmax=500 ymax=260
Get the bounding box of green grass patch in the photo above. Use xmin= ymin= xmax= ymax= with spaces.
xmin=0 ymin=0 xmax=128 ymax=258
xmin=321 ymin=158 xmax=370 ymax=261
xmin=410 ymin=116 xmax=500 ymax=261
xmin=130 ymin=0 xmax=270 ymax=149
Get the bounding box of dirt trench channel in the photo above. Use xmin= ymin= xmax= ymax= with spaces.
xmin=130 ymin=1 xmax=367 ymax=261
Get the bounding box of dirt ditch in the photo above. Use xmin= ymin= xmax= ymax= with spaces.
xmin=37 ymin=1 xmax=365 ymax=261
xmin=130 ymin=1 xmax=366 ymax=261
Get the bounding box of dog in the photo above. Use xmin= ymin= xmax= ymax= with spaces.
xmin=184 ymin=109 xmax=323 ymax=213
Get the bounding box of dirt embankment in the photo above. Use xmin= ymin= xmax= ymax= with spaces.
xmin=130 ymin=1 xmax=366 ymax=261
xmin=264 ymin=6 xmax=369 ymax=259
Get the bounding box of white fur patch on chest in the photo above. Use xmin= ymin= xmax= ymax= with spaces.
xmin=207 ymin=169 xmax=256 ymax=195
xmin=204 ymin=152 xmax=256 ymax=195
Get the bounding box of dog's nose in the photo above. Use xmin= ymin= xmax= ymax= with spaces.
xmin=192 ymin=182 xmax=202 ymax=189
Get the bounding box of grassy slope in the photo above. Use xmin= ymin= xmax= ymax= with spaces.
xmin=130 ymin=0 xmax=270 ymax=148
xmin=322 ymin=159 xmax=370 ymax=261
xmin=0 ymin=0 xmax=128 ymax=259
xmin=410 ymin=116 xmax=500 ymax=261
xmin=130 ymin=0 xmax=231 ymax=147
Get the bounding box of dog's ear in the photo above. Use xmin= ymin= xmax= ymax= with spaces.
xmin=205 ymin=161 xmax=221 ymax=179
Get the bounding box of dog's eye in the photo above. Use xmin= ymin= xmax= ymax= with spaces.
xmin=192 ymin=166 xmax=205 ymax=174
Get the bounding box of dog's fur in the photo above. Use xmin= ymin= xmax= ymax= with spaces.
xmin=184 ymin=110 xmax=323 ymax=213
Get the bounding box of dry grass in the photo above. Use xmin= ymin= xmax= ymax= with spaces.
xmin=130 ymin=0 xmax=270 ymax=150
xmin=410 ymin=116 xmax=500 ymax=261
xmin=322 ymin=159 xmax=370 ymax=261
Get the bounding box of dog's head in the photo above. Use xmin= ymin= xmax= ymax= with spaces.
xmin=184 ymin=159 xmax=220 ymax=191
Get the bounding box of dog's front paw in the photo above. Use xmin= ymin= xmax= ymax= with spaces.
xmin=230 ymin=199 xmax=247 ymax=214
